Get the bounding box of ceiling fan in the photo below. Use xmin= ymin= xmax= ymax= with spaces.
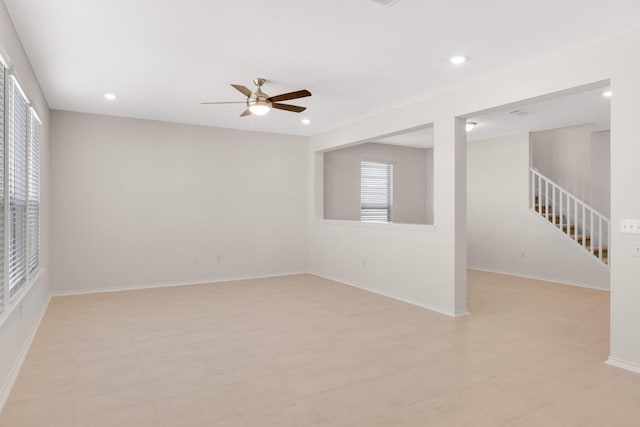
xmin=201 ymin=78 xmax=311 ymax=117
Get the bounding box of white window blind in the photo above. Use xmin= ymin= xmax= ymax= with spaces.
xmin=0 ymin=62 xmax=5 ymax=313
xmin=27 ymin=109 xmax=40 ymax=273
xmin=8 ymin=76 xmax=28 ymax=297
xmin=361 ymin=161 xmax=393 ymax=223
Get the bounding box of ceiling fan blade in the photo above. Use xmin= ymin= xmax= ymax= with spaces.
xmin=271 ymin=103 xmax=306 ymax=113
xmin=240 ymin=109 xmax=252 ymax=117
xmin=268 ymin=90 xmax=311 ymax=103
xmin=231 ymin=84 xmax=252 ymax=97
xmin=200 ymin=101 xmax=246 ymax=104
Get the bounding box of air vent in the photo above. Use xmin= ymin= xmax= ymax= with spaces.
xmin=508 ymin=109 xmax=530 ymax=116
xmin=371 ymin=0 xmax=399 ymax=6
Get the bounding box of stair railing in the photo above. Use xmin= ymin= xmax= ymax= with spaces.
xmin=530 ymin=168 xmax=610 ymax=265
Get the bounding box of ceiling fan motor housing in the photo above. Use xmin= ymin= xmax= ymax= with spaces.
xmin=247 ymin=84 xmax=272 ymax=110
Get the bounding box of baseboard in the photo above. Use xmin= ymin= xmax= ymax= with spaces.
xmin=51 ymin=271 xmax=309 ymax=297
xmin=606 ymin=357 xmax=640 ymax=375
xmin=310 ymin=272 xmax=467 ymax=318
xmin=0 ymin=294 xmax=51 ymax=414
xmin=468 ymin=267 xmax=609 ymax=292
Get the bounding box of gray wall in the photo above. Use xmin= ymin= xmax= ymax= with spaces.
xmin=51 ymin=111 xmax=309 ymax=293
xmin=590 ymin=130 xmax=611 ymax=217
xmin=323 ymin=142 xmax=433 ymax=224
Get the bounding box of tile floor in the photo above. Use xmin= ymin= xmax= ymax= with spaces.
xmin=1 ymin=271 xmax=639 ymax=426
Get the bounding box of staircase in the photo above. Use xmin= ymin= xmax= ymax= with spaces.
xmin=530 ymin=168 xmax=610 ymax=266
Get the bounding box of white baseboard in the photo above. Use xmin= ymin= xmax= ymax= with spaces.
xmin=51 ymin=271 xmax=309 ymax=297
xmin=468 ymin=267 xmax=609 ymax=292
xmin=0 ymin=294 xmax=51 ymax=414
xmin=310 ymin=272 xmax=467 ymax=318
xmin=606 ymin=357 xmax=640 ymax=375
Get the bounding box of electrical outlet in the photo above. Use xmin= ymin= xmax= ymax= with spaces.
xmin=620 ymin=219 xmax=640 ymax=234
xmin=634 ymin=242 xmax=640 ymax=258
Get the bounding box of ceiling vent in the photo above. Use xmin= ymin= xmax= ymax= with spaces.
xmin=371 ymin=0 xmax=399 ymax=6
xmin=508 ymin=109 xmax=531 ymax=116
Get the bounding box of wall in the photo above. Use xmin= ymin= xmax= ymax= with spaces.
xmin=531 ymin=125 xmax=610 ymax=216
xmin=324 ymin=142 xmax=433 ymax=224
xmin=50 ymin=111 xmax=308 ymax=293
xmin=467 ymin=133 xmax=609 ymax=290
xmin=591 ymin=130 xmax=611 ymax=218
xmin=308 ymin=29 xmax=640 ymax=371
xmin=0 ymin=0 xmax=51 ymax=411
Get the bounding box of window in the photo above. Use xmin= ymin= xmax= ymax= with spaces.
xmin=28 ymin=109 xmax=41 ymax=274
xmin=0 ymin=59 xmax=5 ymax=313
xmin=361 ymin=160 xmax=393 ymax=222
xmin=0 ymin=54 xmax=41 ymax=322
xmin=8 ymin=76 xmax=29 ymax=297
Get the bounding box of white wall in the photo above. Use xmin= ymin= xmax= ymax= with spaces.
xmin=324 ymin=143 xmax=433 ymax=224
xmin=467 ymin=133 xmax=609 ymax=290
xmin=309 ymin=29 xmax=640 ymax=371
xmin=531 ymin=125 xmax=610 ymax=216
xmin=310 ymin=117 xmax=467 ymax=317
xmin=0 ymin=0 xmax=51 ymax=411
xmin=50 ymin=111 xmax=308 ymax=293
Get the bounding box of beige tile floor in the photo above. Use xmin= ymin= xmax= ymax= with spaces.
xmin=1 ymin=270 xmax=639 ymax=427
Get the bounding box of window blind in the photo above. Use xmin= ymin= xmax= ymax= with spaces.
xmin=361 ymin=160 xmax=393 ymax=223
xmin=8 ymin=76 xmax=28 ymax=297
xmin=27 ymin=109 xmax=40 ymax=273
xmin=0 ymin=63 xmax=5 ymax=312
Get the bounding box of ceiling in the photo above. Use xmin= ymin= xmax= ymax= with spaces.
xmin=370 ymin=86 xmax=610 ymax=148
xmin=4 ymin=0 xmax=638 ymax=136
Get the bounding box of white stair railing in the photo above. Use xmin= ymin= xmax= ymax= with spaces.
xmin=530 ymin=168 xmax=610 ymax=266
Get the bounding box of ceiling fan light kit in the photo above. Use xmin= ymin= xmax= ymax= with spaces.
xmin=202 ymin=78 xmax=312 ymax=117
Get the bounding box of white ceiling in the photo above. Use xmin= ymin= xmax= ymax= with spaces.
xmin=369 ymin=85 xmax=610 ymax=148
xmin=4 ymin=0 xmax=638 ymax=136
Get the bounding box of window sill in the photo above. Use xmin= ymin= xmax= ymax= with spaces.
xmin=0 ymin=267 xmax=45 ymax=329
xmin=314 ymin=219 xmax=436 ymax=231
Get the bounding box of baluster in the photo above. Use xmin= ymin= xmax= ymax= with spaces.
xmin=590 ymin=211 xmax=594 ymax=254
xmin=546 ymin=180 xmax=550 ymax=218
xmin=552 ymin=185 xmax=556 ymax=225
xmin=599 ymin=216 xmax=603 ymax=261
xmin=572 ymin=197 xmax=580 ymax=242
xmin=559 ymin=191 xmax=564 ymax=229
xmin=582 ymin=204 xmax=586 ymax=248
xmin=538 ymin=174 xmax=542 ymax=216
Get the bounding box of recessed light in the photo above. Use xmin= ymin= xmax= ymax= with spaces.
xmin=301 ymin=118 xmax=311 ymax=125
xmin=104 ymin=93 xmax=116 ymax=100
xmin=450 ymin=55 xmax=467 ymax=65
xmin=466 ymin=121 xmax=477 ymax=132
xmin=603 ymin=90 xmax=612 ymax=98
